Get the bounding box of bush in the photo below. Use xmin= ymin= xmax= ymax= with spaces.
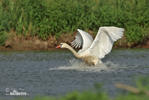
xmin=0 ymin=0 xmax=149 ymax=44
xmin=0 ymin=31 xmax=7 ymax=45
xmin=25 ymin=77 xmax=149 ymax=100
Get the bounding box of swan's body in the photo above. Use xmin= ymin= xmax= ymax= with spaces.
xmin=57 ymin=26 xmax=124 ymax=65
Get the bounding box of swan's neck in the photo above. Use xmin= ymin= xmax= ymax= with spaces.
xmin=65 ymin=44 xmax=80 ymax=58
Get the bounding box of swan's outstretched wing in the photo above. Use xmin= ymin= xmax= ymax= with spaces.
xmin=71 ymin=29 xmax=93 ymax=52
xmin=88 ymin=26 xmax=124 ymax=59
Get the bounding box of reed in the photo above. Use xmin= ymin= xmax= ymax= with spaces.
xmin=0 ymin=0 xmax=148 ymax=46
xmin=23 ymin=77 xmax=149 ymax=100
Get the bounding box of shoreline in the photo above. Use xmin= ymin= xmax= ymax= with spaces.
xmin=0 ymin=44 xmax=149 ymax=52
xmin=1 ymin=33 xmax=149 ymax=51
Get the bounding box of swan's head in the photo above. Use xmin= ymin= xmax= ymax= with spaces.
xmin=56 ymin=43 xmax=69 ymax=48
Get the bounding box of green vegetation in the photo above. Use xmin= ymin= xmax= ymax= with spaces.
xmin=0 ymin=0 xmax=149 ymax=46
xmin=33 ymin=92 xmax=149 ymax=100
xmin=19 ymin=77 xmax=149 ymax=100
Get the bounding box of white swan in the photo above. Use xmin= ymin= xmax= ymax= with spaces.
xmin=56 ymin=26 xmax=124 ymax=65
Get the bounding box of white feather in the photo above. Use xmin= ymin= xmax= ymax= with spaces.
xmin=63 ymin=26 xmax=124 ymax=65
xmin=87 ymin=26 xmax=124 ymax=59
xmin=71 ymin=29 xmax=93 ymax=52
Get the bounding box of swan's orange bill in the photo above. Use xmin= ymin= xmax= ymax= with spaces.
xmin=56 ymin=45 xmax=61 ymax=48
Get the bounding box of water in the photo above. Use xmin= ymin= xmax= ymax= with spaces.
xmin=0 ymin=49 xmax=149 ymax=99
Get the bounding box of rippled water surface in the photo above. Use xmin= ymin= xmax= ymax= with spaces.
xmin=0 ymin=49 xmax=149 ymax=99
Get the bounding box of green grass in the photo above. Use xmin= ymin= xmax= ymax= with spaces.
xmin=14 ymin=77 xmax=149 ymax=100
xmin=0 ymin=0 xmax=149 ymax=45
xmin=0 ymin=31 xmax=8 ymax=45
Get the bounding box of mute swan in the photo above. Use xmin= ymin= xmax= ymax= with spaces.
xmin=56 ymin=26 xmax=124 ymax=65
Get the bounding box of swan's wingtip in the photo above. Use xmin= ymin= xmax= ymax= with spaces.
xmin=121 ymin=28 xmax=125 ymax=32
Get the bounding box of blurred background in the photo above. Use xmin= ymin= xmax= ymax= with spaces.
xmin=0 ymin=0 xmax=149 ymax=50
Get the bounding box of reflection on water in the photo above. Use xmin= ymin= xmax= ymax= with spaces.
xmin=0 ymin=49 xmax=149 ymax=98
